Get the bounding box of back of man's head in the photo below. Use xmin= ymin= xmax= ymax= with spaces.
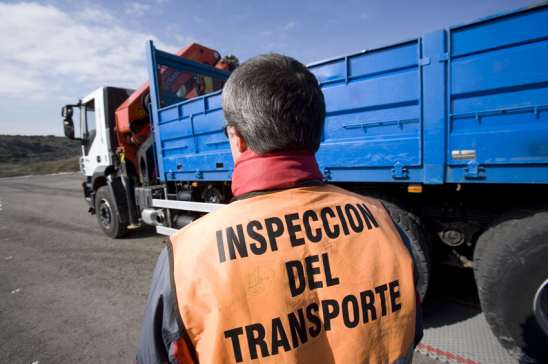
xmin=222 ymin=53 xmax=325 ymax=154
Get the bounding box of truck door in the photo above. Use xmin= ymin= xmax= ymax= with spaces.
xmin=80 ymin=90 xmax=112 ymax=177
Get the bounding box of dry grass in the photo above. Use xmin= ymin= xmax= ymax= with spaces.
xmin=0 ymin=135 xmax=81 ymax=177
xmin=0 ymin=157 xmax=80 ymax=177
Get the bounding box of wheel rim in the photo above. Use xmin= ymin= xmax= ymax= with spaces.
xmin=533 ymin=278 xmax=548 ymax=337
xmin=98 ymin=198 xmax=113 ymax=230
xmin=204 ymin=188 xmax=222 ymax=203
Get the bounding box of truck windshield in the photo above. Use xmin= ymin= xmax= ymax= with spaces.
xmin=157 ymin=63 xmax=226 ymax=108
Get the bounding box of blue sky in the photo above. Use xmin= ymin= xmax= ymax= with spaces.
xmin=0 ymin=0 xmax=536 ymax=135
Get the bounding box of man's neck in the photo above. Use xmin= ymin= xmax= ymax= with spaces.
xmin=231 ymin=149 xmax=323 ymax=197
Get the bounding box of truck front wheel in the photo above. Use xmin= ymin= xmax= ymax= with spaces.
xmin=95 ymin=186 xmax=128 ymax=238
xmin=474 ymin=209 xmax=548 ymax=362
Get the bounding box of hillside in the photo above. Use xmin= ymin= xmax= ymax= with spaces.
xmin=0 ymin=135 xmax=81 ymax=177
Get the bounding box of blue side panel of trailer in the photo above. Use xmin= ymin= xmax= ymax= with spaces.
xmin=146 ymin=44 xmax=233 ymax=182
xmin=147 ymin=3 xmax=548 ymax=184
xmin=310 ymin=40 xmax=424 ymax=183
xmin=446 ymin=4 xmax=548 ymax=183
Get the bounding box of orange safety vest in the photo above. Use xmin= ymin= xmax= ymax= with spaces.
xmin=170 ymin=184 xmax=416 ymax=363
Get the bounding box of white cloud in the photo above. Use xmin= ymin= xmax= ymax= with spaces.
xmin=258 ymin=21 xmax=295 ymax=40
xmin=0 ymin=2 xmax=177 ymax=100
xmin=165 ymin=23 xmax=196 ymax=45
xmin=283 ymin=21 xmax=296 ymax=31
xmin=74 ymin=5 xmax=115 ymax=24
xmin=125 ymin=2 xmax=151 ymax=17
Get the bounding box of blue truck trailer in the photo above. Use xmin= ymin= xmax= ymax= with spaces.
xmin=62 ymin=3 xmax=548 ymax=361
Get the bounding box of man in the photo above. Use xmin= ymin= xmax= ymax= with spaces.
xmin=137 ymin=53 xmax=422 ymax=363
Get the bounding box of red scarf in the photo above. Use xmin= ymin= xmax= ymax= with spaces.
xmin=231 ymin=150 xmax=323 ymax=197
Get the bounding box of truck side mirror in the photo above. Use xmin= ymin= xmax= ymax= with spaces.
xmin=63 ymin=119 xmax=75 ymax=139
xmin=62 ymin=105 xmax=75 ymax=139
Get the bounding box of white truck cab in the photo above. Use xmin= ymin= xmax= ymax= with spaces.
xmin=62 ymin=87 xmax=134 ymax=178
xmin=79 ymin=88 xmax=114 ymax=177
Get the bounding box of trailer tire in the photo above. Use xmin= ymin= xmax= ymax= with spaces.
xmin=474 ymin=209 xmax=548 ymax=363
xmin=382 ymin=200 xmax=431 ymax=301
xmin=95 ymin=186 xmax=128 ymax=239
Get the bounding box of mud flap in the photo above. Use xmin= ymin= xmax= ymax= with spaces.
xmin=108 ymin=177 xmax=130 ymax=225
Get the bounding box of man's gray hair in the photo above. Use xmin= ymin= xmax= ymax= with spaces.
xmin=222 ymin=53 xmax=325 ymax=154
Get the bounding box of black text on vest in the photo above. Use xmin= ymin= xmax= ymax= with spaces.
xmin=223 ymin=279 xmax=404 ymax=362
xmin=216 ymin=203 xmax=379 ymax=263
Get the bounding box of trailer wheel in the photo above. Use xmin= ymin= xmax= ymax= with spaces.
xmin=95 ymin=186 xmax=128 ymax=238
xmin=474 ymin=209 xmax=548 ymax=362
xmin=382 ymin=200 xmax=431 ymax=301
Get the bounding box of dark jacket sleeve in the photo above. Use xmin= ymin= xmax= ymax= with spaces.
xmin=137 ymin=246 xmax=194 ymax=364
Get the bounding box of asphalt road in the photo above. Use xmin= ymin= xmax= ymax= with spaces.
xmin=0 ymin=173 xmax=439 ymax=364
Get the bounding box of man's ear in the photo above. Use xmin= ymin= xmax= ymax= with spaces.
xmin=236 ymin=133 xmax=247 ymax=153
xmin=227 ymin=125 xmax=248 ymax=161
xmin=228 ymin=125 xmax=247 ymax=153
